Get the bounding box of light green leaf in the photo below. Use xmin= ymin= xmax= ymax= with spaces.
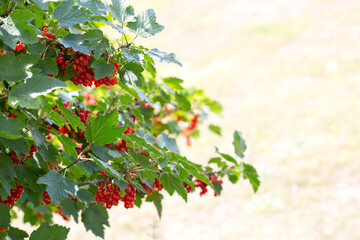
xmin=0 ymin=52 xmax=38 ymax=82
xmin=108 ymin=0 xmax=135 ymax=24
xmin=78 ymin=0 xmax=107 ymax=15
xmin=84 ymin=29 xmax=110 ymax=59
xmin=233 ymin=130 xmax=246 ymax=158
xmin=159 ymin=173 xmax=187 ymax=202
xmin=81 ymin=204 xmax=109 ymax=238
xmin=58 ymin=135 xmax=77 ymax=158
xmin=156 ymin=133 xmax=179 ymax=153
xmin=53 ymin=0 xmax=92 ymax=28
xmin=242 ymin=163 xmax=260 ymax=193
xmin=42 ymin=105 xmax=67 ymax=127
xmin=37 ymin=170 xmax=78 ymax=204
xmin=85 ymin=110 xmax=125 ymax=145
xmin=209 ymin=124 xmax=221 ymax=136
xmin=91 ymin=59 xmax=114 ymax=80
xmin=148 ymin=49 xmax=182 ymax=66
xmin=162 ymin=77 xmax=184 ymax=90
xmin=57 ymin=102 xmax=85 ymax=131
xmin=127 ymin=9 xmax=164 ymax=38
xmin=29 ymin=223 xmax=69 ymax=240
xmin=8 ymin=75 xmax=67 ymax=109
xmin=177 ymin=157 xmax=212 ymax=186
xmin=175 ymin=93 xmax=191 ymax=111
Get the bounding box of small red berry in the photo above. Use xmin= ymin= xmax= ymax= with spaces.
xmin=16 ymin=43 xmax=24 ymax=51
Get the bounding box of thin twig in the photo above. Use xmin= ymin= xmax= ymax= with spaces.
xmin=58 ymin=143 xmax=93 ymax=173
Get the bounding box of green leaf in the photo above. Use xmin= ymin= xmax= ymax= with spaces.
xmin=76 ymin=189 xmax=96 ymax=203
xmin=8 ymin=75 xmax=67 ymax=109
xmin=209 ymin=124 xmax=221 ymax=136
xmin=233 ymin=130 xmax=246 ymax=158
xmin=148 ymin=49 xmax=182 ymax=66
xmin=37 ymin=170 xmax=78 ymax=204
xmin=58 ymin=135 xmax=77 ymax=158
xmin=78 ymin=0 xmax=107 ymax=15
xmin=84 ymin=29 xmax=110 ymax=59
xmin=242 ymin=163 xmax=260 ymax=192
xmin=91 ymin=59 xmax=114 ymax=80
xmin=90 ymin=153 xmax=125 ymax=180
xmin=29 ymin=223 xmax=69 ymax=240
xmin=159 ymin=173 xmax=187 ymax=202
xmin=0 ymin=10 xmax=38 ymax=49
xmin=0 ymin=52 xmax=38 ymax=82
xmin=57 ymin=102 xmax=85 ymax=131
xmin=177 ymin=157 xmax=212 ymax=186
xmin=58 ymin=34 xmax=92 ymax=56
xmin=0 ymin=115 xmax=24 ymax=139
xmin=162 ymin=77 xmax=184 ymax=90
xmin=53 ymin=0 xmax=92 ymax=28
xmin=34 ymin=58 xmax=58 ymax=76
xmin=175 ymin=93 xmax=191 ymax=111
xmin=0 ymin=137 xmax=29 ymax=156
xmin=213 ymin=181 xmax=223 ymax=196
xmin=108 ymin=0 xmax=135 ymax=24
xmin=82 ymin=204 xmax=109 ymax=238
xmin=128 ymin=149 xmax=159 ymax=172
xmin=42 ymin=105 xmax=66 ymax=127
xmin=60 ymin=199 xmax=78 ymax=223
xmin=128 ymin=9 xmax=164 ymax=38
xmin=0 ymin=203 xmax=10 ymax=229
xmin=85 ymin=110 xmax=125 ymax=145
xmin=6 ymin=227 xmax=29 ymax=240
xmin=145 ymin=191 xmax=163 ymax=218
xmin=156 ymin=133 xmax=179 ymax=153
xmin=119 ymin=62 xmax=144 ymax=87
xmin=28 ymin=126 xmax=47 ymax=147
xmin=216 ymin=147 xmax=237 ymax=164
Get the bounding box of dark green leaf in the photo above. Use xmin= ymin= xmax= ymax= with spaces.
xmin=53 ymin=0 xmax=92 ymax=28
xmin=242 ymin=163 xmax=260 ymax=192
xmin=42 ymin=105 xmax=66 ymax=127
xmin=84 ymin=29 xmax=110 ymax=59
xmin=90 ymin=153 xmax=125 ymax=180
xmin=58 ymin=135 xmax=77 ymax=158
xmin=175 ymin=93 xmax=191 ymax=111
xmin=148 ymin=49 xmax=182 ymax=66
xmin=177 ymin=157 xmax=212 ymax=186
xmin=85 ymin=110 xmax=125 ymax=145
xmin=6 ymin=227 xmax=29 ymax=240
xmin=8 ymin=75 xmax=67 ymax=109
xmin=60 ymin=199 xmax=79 ymax=223
xmin=91 ymin=59 xmax=114 ymax=80
xmin=159 ymin=173 xmax=187 ymax=202
xmin=58 ymin=34 xmax=92 ymax=55
xmin=34 ymin=58 xmax=58 ymax=76
xmin=233 ymin=130 xmax=246 ymax=158
xmin=0 ymin=115 xmax=24 ymax=139
xmin=81 ymin=204 xmax=109 ymax=238
xmin=0 ymin=52 xmax=38 ymax=82
xmin=156 ymin=133 xmax=179 ymax=153
xmin=145 ymin=191 xmax=163 ymax=218
xmin=76 ymin=189 xmax=96 ymax=203
xmin=0 ymin=137 xmax=29 ymax=156
xmin=0 ymin=203 xmax=10 ymax=229
xmin=216 ymin=147 xmax=237 ymax=164
xmin=37 ymin=170 xmax=78 ymax=203
xmin=213 ymin=181 xmax=222 ymax=196
xmin=119 ymin=62 xmax=144 ymax=87
xmin=29 ymin=223 xmax=69 ymax=240
xmin=127 ymin=9 xmax=164 ymax=38
xmin=78 ymin=0 xmax=107 ymax=15
xmin=28 ymin=126 xmax=47 ymax=147
xmin=57 ymin=102 xmax=85 ymax=131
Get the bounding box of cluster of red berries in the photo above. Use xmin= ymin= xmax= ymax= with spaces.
xmin=183 ymin=115 xmax=199 ymax=146
xmin=140 ymin=179 xmax=164 ymax=196
xmin=57 ymin=102 xmax=91 ymax=137
xmin=183 ymin=182 xmax=192 ymax=193
xmin=0 ymin=184 xmax=24 ymax=207
xmin=42 ymin=191 xmax=51 ymax=204
xmin=7 ymin=109 xmax=16 ymax=119
xmin=195 ymin=175 xmax=223 ymax=197
xmin=55 ymin=206 xmax=70 ymax=221
xmin=41 ymin=26 xmax=55 ymax=39
xmin=55 ymin=51 xmax=71 ymax=74
xmin=115 ymin=139 xmax=130 ymax=152
xmin=94 ymin=182 xmax=121 ymax=209
xmin=94 ymin=62 xmax=119 ymax=87
xmin=70 ymin=53 xmax=94 ymax=86
xmin=121 ymin=184 xmax=136 ymax=209
xmin=10 ymin=145 xmax=37 ymax=165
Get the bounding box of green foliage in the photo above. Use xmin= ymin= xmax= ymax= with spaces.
xmin=0 ymin=0 xmax=259 ymax=238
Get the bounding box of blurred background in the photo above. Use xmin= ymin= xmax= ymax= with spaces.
xmin=20 ymin=0 xmax=360 ymax=239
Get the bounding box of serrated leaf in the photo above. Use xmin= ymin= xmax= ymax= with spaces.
xmin=216 ymin=147 xmax=237 ymax=164
xmin=145 ymin=191 xmax=163 ymax=218
xmin=6 ymin=227 xmax=29 ymax=240
xmin=28 ymin=126 xmax=47 ymax=147
xmin=76 ymin=189 xmax=96 ymax=203
xmin=34 ymin=58 xmax=58 ymax=76
xmin=60 ymin=199 xmax=78 ymax=223
xmin=8 ymin=75 xmax=67 ymax=109
xmin=0 ymin=10 xmax=38 ymax=49
xmin=213 ymin=181 xmax=223 ymax=196
xmin=177 ymin=157 xmax=212 ymax=186
xmin=29 ymin=223 xmax=69 ymax=240
xmin=58 ymin=135 xmax=77 ymax=158
xmin=156 ymin=133 xmax=179 ymax=153
xmin=242 ymin=163 xmax=260 ymax=192
xmin=129 ymin=149 xmax=159 ymax=172
xmin=121 ymin=134 xmax=162 ymax=157
xmin=233 ymin=130 xmax=246 ymax=158
xmin=0 ymin=52 xmax=38 ymax=82
xmin=162 ymin=77 xmax=184 ymax=90
xmin=37 ymin=170 xmax=78 ymax=203
xmin=175 ymin=93 xmax=191 ymax=111
xmin=0 ymin=203 xmax=10 ymax=229
xmin=108 ymin=0 xmax=135 ymax=24
xmin=53 ymin=0 xmax=92 ymax=28
xmin=119 ymin=62 xmax=144 ymax=87
xmin=78 ymin=0 xmax=107 ymax=15
xmin=42 ymin=105 xmax=66 ymax=127
xmin=58 ymin=34 xmax=92 ymax=55
xmin=148 ymin=49 xmax=182 ymax=66
xmin=0 ymin=115 xmax=24 ymax=139
xmin=82 ymin=204 xmax=109 ymax=238
xmin=57 ymin=102 xmax=85 ymax=131
xmin=84 ymin=29 xmax=110 ymax=59
xmin=121 ymin=48 xmax=143 ymax=65
xmin=85 ymin=110 xmax=125 ymax=145
xmin=90 ymin=153 xmax=125 ymax=180
xmin=159 ymin=173 xmax=187 ymax=202
xmin=127 ymin=9 xmax=164 ymax=38
xmin=0 ymin=137 xmax=29 ymax=156
xmin=91 ymin=59 xmax=114 ymax=80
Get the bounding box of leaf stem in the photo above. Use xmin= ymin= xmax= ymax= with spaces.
xmin=58 ymin=143 xmax=93 ymax=174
